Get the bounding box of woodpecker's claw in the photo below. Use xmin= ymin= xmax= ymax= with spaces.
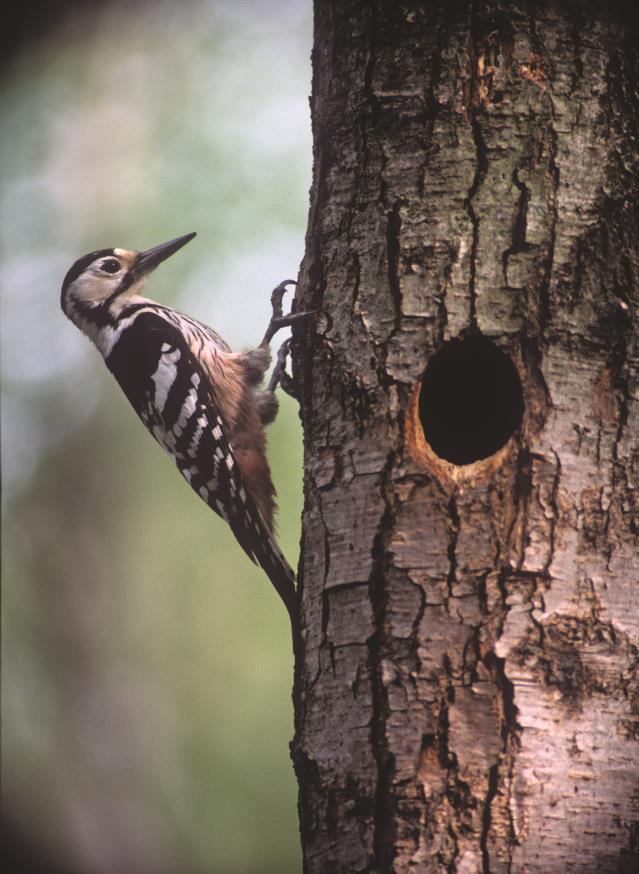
xmin=267 ymin=337 xmax=298 ymax=399
xmin=271 ymin=279 xmax=297 ymax=320
xmin=261 ymin=280 xmax=317 ymax=347
xmin=260 ymin=280 xmax=295 ymax=346
xmin=262 ymin=279 xmax=316 ymax=400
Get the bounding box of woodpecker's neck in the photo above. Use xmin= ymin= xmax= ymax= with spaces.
xmin=71 ymin=293 xmax=155 ymax=359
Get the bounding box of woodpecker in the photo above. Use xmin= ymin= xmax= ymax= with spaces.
xmin=61 ymin=232 xmax=304 ymax=633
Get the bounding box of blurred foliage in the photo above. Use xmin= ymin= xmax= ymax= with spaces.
xmin=1 ymin=1 xmax=311 ymax=871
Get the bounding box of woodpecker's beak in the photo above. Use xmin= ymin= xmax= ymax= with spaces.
xmin=133 ymin=232 xmax=197 ymax=277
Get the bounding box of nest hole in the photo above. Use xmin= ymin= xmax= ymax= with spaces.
xmin=419 ymin=335 xmax=524 ymax=466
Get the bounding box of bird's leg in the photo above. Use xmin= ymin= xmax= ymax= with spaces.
xmin=267 ymin=337 xmax=298 ymax=399
xmin=260 ymin=280 xmax=315 ymax=347
xmin=252 ymin=337 xmax=295 ymax=427
xmin=260 ymin=280 xmax=317 ymax=402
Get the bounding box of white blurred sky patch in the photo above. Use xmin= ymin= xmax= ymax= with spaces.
xmin=1 ymin=251 xmax=102 ymax=502
xmin=2 ymin=251 xmax=90 ymax=383
xmin=181 ymin=228 xmax=304 ymax=348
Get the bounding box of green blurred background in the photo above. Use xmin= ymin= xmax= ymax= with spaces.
xmin=2 ymin=1 xmax=312 ymax=871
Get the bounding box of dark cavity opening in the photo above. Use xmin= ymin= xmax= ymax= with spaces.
xmin=419 ymin=336 xmax=524 ymax=466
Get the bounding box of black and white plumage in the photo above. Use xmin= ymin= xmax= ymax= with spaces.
xmin=61 ymin=232 xmax=297 ymax=628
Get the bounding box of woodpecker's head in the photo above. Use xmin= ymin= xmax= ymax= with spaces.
xmin=61 ymin=232 xmax=196 ymax=330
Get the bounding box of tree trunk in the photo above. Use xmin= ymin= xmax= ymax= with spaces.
xmin=291 ymin=2 xmax=638 ymax=871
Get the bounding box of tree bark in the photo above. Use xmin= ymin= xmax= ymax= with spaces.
xmin=291 ymin=2 xmax=639 ymax=872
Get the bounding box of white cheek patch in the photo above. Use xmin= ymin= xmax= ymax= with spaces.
xmin=151 ymin=348 xmax=181 ymax=412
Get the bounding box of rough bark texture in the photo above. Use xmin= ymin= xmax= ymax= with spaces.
xmin=292 ymin=2 xmax=639 ymax=872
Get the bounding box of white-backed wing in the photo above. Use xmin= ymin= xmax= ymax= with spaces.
xmin=105 ymin=309 xmax=294 ymax=593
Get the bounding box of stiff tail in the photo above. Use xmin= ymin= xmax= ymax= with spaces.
xmin=257 ymin=532 xmax=297 ymax=631
xmin=228 ymin=500 xmax=298 ymax=638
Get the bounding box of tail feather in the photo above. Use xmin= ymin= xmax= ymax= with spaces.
xmin=257 ymin=531 xmax=297 ymax=625
xmin=228 ymin=503 xmax=298 ymax=634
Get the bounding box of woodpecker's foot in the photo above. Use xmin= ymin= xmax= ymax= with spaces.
xmin=256 ymin=389 xmax=279 ymax=426
xmin=261 ymin=280 xmax=316 ymax=347
xmin=242 ymin=346 xmax=272 ymax=386
xmin=267 ymin=337 xmax=298 ymax=400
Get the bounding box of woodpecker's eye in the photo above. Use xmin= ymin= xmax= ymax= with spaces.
xmin=100 ymin=258 xmax=122 ymax=274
